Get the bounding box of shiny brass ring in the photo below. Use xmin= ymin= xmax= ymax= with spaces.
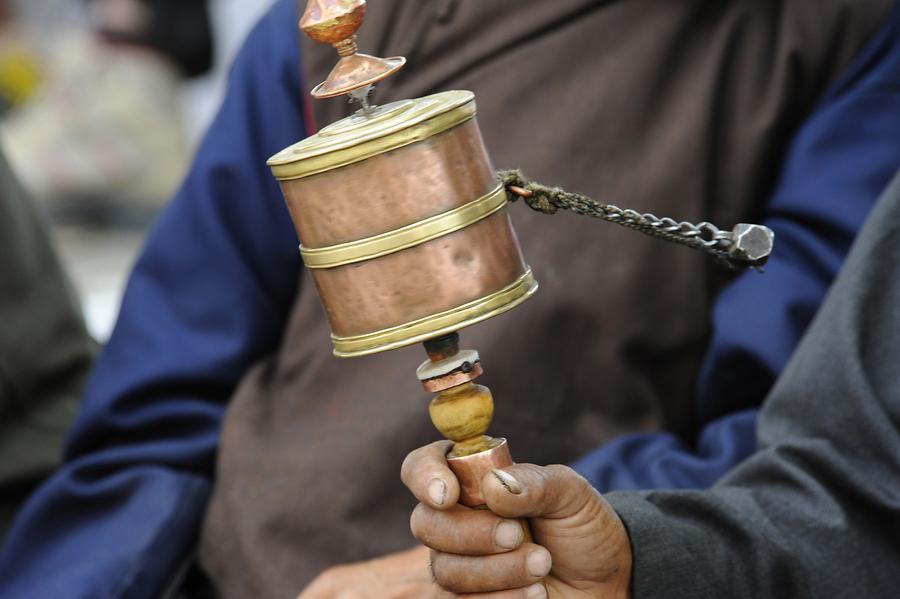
xmin=331 ymin=269 xmax=538 ymax=357
xmin=300 ymin=184 xmax=508 ymax=269
xmin=268 ymin=97 xmax=476 ymax=181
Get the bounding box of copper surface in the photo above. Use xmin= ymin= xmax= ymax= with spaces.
xmin=330 ymin=270 xmax=536 ymax=357
xmin=310 ymin=210 xmax=527 ymax=336
xmin=447 ymin=438 xmax=513 ymax=507
xmin=280 ymin=119 xmax=493 ymax=246
xmin=421 ymin=362 xmax=483 ymax=393
xmin=299 ymin=0 xmax=406 ymax=99
xmin=273 ymin=100 xmax=536 ymax=356
xmin=311 ymin=54 xmax=406 ymax=99
xmin=508 ymin=185 xmax=533 ymax=198
xmin=299 ymin=185 xmax=507 ymax=268
xmin=300 ymin=0 xmax=366 ymax=44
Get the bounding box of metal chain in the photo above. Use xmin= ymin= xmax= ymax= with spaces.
xmin=498 ymin=170 xmax=774 ymax=271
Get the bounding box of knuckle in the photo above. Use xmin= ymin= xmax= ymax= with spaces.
xmin=429 ymin=553 xmax=455 ymax=589
xmin=430 ymin=553 xmax=477 ymax=594
xmin=410 ymin=503 xmax=431 ymax=542
xmin=399 ymin=452 xmax=418 ymax=485
xmin=545 ymin=463 xmax=578 ymax=480
xmin=543 ymin=464 xmax=595 ymax=516
xmin=400 ymin=441 xmax=452 ymax=487
xmin=546 ymin=464 xmax=590 ymax=492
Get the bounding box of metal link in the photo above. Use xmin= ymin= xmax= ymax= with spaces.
xmin=499 ymin=170 xmax=774 ymax=270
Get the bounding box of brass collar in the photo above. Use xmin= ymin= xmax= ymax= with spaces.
xmin=300 ymin=184 xmax=508 ymax=269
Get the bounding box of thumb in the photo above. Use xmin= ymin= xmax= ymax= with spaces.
xmin=481 ymin=464 xmax=601 ymax=521
xmin=481 ymin=464 xmax=632 ymax=592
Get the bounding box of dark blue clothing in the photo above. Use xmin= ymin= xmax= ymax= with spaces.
xmin=2 ymin=0 xmax=900 ymax=597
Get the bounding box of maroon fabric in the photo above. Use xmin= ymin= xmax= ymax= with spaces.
xmin=198 ymin=1 xmax=892 ymax=597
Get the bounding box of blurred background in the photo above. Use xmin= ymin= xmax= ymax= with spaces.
xmin=0 ymin=0 xmax=277 ymax=340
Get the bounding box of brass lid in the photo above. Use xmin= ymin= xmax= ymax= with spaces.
xmin=267 ymin=90 xmax=476 ymax=181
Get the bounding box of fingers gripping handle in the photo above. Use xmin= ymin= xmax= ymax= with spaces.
xmin=447 ymin=439 xmax=534 ymax=541
xmin=421 ymin=334 xmax=537 ymax=544
xmin=447 ymin=438 xmax=514 ymax=506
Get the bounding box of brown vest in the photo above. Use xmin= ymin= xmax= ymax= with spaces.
xmin=198 ymin=1 xmax=891 ymax=597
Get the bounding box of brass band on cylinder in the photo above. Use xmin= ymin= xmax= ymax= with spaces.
xmin=300 ymin=184 xmax=508 ymax=269
xmin=330 ymin=269 xmax=538 ymax=357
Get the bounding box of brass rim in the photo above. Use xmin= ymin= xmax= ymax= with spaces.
xmin=268 ymin=94 xmax=476 ymax=181
xmin=331 ymin=269 xmax=539 ymax=357
xmin=301 ymin=185 xmax=508 ymax=269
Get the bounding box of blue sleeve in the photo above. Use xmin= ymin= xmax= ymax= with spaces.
xmin=574 ymin=4 xmax=900 ymax=492
xmin=0 ymin=2 xmax=307 ymax=598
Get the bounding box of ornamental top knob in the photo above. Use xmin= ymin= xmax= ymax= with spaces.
xmin=299 ymin=0 xmax=406 ymax=100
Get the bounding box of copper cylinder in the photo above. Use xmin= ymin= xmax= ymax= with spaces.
xmin=268 ymin=91 xmax=537 ymax=357
xmin=447 ymin=438 xmax=514 ymax=507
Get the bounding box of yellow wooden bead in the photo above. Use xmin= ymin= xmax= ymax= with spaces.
xmin=428 ymin=383 xmax=494 ymax=443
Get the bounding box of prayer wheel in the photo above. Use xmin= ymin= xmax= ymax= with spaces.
xmin=267 ymin=0 xmax=772 ymax=554
xmin=265 ymin=0 xmax=538 ymax=519
xmin=268 ymin=90 xmax=538 ymax=357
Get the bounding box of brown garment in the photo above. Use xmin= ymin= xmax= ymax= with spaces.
xmin=198 ymin=1 xmax=892 ymax=597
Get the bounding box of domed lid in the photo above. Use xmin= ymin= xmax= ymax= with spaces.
xmin=267 ymin=90 xmax=476 ymax=181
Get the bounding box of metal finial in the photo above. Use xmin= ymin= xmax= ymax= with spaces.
xmin=300 ymin=0 xmax=406 ymax=100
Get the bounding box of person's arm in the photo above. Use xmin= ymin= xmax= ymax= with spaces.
xmin=0 ymin=2 xmax=307 ymax=598
xmin=607 ymin=167 xmax=900 ymax=599
xmin=574 ymin=2 xmax=900 ymax=492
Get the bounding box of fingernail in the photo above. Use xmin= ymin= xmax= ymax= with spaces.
xmin=427 ymin=478 xmax=447 ymax=506
xmin=494 ymin=520 xmax=523 ymax=549
xmin=526 ymin=548 xmax=552 ymax=578
xmin=525 ymin=583 xmax=548 ymax=599
xmin=491 ymin=469 xmax=523 ymax=495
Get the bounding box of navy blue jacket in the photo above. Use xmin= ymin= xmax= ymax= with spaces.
xmin=2 ymin=1 xmax=900 ymax=597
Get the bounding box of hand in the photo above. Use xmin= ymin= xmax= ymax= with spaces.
xmin=401 ymin=441 xmax=633 ymax=599
xmin=297 ymin=545 xmax=453 ymax=599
